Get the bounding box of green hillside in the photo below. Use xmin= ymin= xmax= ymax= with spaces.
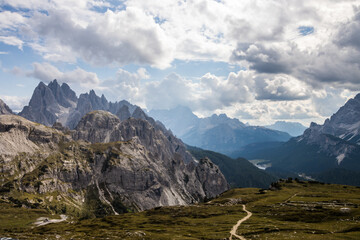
xmin=1 ymin=181 xmax=359 ymax=239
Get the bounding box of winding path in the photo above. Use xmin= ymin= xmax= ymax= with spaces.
xmin=229 ymin=204 xmax=252 ymax=240
xmin=284 ymin=192 xmax=299 ymax=203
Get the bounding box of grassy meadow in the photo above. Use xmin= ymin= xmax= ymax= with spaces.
xmin=0 ymin=180 xmax=359 ymax=239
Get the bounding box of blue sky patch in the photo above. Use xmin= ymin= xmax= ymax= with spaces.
xmin=298 ymin=26 xmax=314 ymax=36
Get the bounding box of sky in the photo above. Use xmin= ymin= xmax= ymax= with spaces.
xmin=0 ymin=0 xmax=359 ymax=126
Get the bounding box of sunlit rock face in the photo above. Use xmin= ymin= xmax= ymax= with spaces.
xmin=0 ymin=112 xmax=228 ymax=214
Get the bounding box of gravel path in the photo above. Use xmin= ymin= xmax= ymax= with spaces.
xmin=229 ymin=204 xmax=252 ymax=240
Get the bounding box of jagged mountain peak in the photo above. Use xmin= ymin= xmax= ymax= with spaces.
xmin=60 ymin=82 xmax=77 ymax=102
xmin=0 ymin=98 xmax=13 ymax=115
xmin=19 ymin=80 xmax=78 ymax=126
xmin=116 ymin=105 xmax=131 ymax=121
xmin=36 ymin=81 xmax=47 ymax=89
xmin=48 ymin=79 xmax=60 ymax=89
xmin=310 ymin=121 xmax=320 ymax=128
xmin=132 ymin=106 xmax=147 ymax=120
xmin=89 ymin=89 xmax=98 ymax=98
xmin=318 ymin=93 xmax=360 ymax=144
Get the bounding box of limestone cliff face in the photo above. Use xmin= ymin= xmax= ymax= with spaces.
xmin=0 ymin=115 xmax=70 ymax=157
xmin=73 ymin=111 xmax=228 ymax=207
xmin=0 ymin=113 xmax=228 ymax=215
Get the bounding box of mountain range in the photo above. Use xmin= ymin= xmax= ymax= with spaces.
xmin=149 ymin=106 xmax=291 ymax=157
xmin=18 ymin=80 xmax=148 ymax=129
xmin=0 ymin=80 xmax=284 ymax=218
xmin=265 ymin=121 xmax=307 ymax=136
xmin=2 ymin=80 xmax=277 ymax=187
xmin=2 ymin=78 xmax=360 ymax=220
xmin=0 ymin=110 xmax=228 ymax=216
xmin=238 ymin=94 xmax=360 ymax=186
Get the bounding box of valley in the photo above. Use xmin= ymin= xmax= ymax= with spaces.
xmin=1 ymin=2 xmax=360 ymax=239
xmin=1 ymin=82 xmax=360 ymax=239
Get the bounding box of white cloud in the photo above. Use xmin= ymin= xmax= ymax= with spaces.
xmin=1 ymin=0 xmax=360 ymax=125
xmin=145 ymin=73 xmax=197 ymax=110
xmin=254 ymin=74 xmax=311 ymax=101
xmin=0 ymin=36 xmax=23 ymax=50
xmin=0 ymin=11 xmax=25 ymax=30
xmin=198 ymin=71 xmax=255 ymax=109
xmin=1 ymin=0 xmax=359 ymax=75
xmin=0 ymin=95 xmax=29 ymax=112
xmin=27 ymin=7 xmax=174 ymax=68
xmin=26 ymin=62 xmax=63 ymax=82
xmin=26 ymin=62 xmax=100 ymax=87
xmin=100 ymin=68 xmax=148 ymax=106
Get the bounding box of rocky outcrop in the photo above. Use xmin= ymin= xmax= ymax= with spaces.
xmin=0 ymin=114 xmax=228 ymax=215
xmin=195 ymin=157 xmax=229 ymax=198
xmin=0 ymin=99 xmax=13 ymax=115
xmin=73 ymin=110 xmax=122 ymax=143
xmin=0 ymin=115 xmax=69 ymax=150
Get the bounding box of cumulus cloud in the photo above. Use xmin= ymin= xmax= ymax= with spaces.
xmin=311 ymin=88 xmax=356 ymax=117
xmin=254 ymin=74 xmax=311 ymax=101
xmin=0 ymin=36 xmax=23 ymax=50
xmin=231 ymin=5 xmax=360 ymax=90
xmin=1 ymin=0 xmax=360 ymax=125
xmin=232 ymin=43 xmax=296 ymax=74
xmin=28 ymin=7 xmax=174 ymax=68
xmin=1 ymin=0 xmax=359 ymax=74
xmin=144 ymin=73 xmax=197 ymax=110
xmin=231 ymin=100 xmax=322 ymax=126
xmin=0 ymin=95 xmax=29 ymax=112
xmin=336 ymin=9 xmax=360 ymax=50
xmin=101 ymin=69 xmax=256 ymax=111
xmin=101 ymin=68 xmax=149 ymax=106
xmin=25 ymin=62 xmax=100 ymax=86
xmin=198 ymin=71 xmax=254 ymax=110
xmin=0 ymin=11 xmax=25 ymax=30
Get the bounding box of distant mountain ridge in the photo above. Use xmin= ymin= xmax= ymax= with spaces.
xmin=149 ymin=106 xmax=291 ymax=156
xmin=265 ymin=121 xmax=307 ymax=136
xmin=239 ymin=93 xmax=360 ymax=186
